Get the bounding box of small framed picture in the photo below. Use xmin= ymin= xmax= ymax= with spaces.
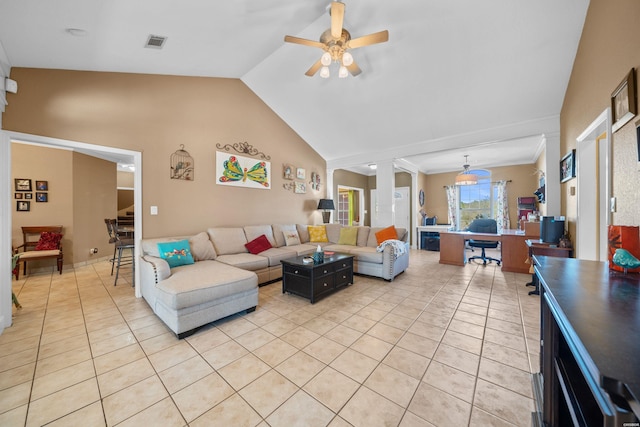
xmin=294 ymin=182 xmax=306 ymax=194
xmin=24 ymin=193 xmax=33 ymax=199
xmin=611 ymin=68 xmax=637 ymax=132
xmin=36 ymin=180 xmax=48 ymax=191
xmin=560 ymin=149 xmax=576 ymax=183
xmin=15 ymin=178 xmax=32 ymax=192
xmin=296 ymin=168 xmax=306 ymax=180
xmin=36 ymin=192 xmax=48 ymax=202
xmin=15 ymin=193 xmax=23 ymax=199
xmin=283 ymin=164 xmax=295 ymax=180
xmin=17 ymin=201 xmax=30 ymax=212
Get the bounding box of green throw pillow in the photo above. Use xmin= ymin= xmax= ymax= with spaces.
xmin=338 ymin=227 xmax=358 ymax=246
xmin=157 ymin=240 xmax=195 ymax=268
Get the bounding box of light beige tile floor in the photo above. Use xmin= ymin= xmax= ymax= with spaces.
xmin=3 ymin=248 xmax=540 ymax=426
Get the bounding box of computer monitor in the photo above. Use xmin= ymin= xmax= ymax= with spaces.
xmin=540 ymin=216 xmax=565 ymax=244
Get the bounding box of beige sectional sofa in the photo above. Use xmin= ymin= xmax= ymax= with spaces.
xmin=139 ymin=223 xmax=409 ymax=338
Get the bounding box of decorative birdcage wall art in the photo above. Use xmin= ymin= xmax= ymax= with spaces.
xmin=170 ymin=145 xmax=194 ymax=180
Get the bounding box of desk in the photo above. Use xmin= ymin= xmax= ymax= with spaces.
xmin=439 ymin=231 xmax=502 ymax=266
xmin=416 ymin=225 xmax=451 ymax=250
xmin=439 ymin=230 xmax=534 ymax=272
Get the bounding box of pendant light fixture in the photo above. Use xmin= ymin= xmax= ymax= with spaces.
xmin=455 ymin=155 xmax=478 ymax=186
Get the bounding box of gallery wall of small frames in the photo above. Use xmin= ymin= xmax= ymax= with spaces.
xmin=282 ymin=164 xmax=321 ymax=194
xmin=14 ymin=179 xmax=49 ymax=212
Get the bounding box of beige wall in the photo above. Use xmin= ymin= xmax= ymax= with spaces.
xmin=11 ymin=144 xmax=116 ymax=265
xmin=118 ymin=190 xmax=134 ymax=212
xmin=417 ymin=172 xmax=429 ymax=223
xmin=423 ymin=164 xmax=539 ymax=227
xmin=4 ymin=68 xmax=327 ymax=239
xmin=117 ymin=171 xmax=134 ymax=188
xmin=560 ymin=0 xmax=640 ymax=241
xmin=72 ymin=152 xmax=118 ymax=264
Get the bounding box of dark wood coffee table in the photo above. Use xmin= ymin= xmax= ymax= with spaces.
xmin=281 ymin=253 xmax=354 ymax=303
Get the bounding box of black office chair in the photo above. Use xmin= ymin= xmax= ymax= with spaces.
xmin=467 ymin=218 xmax=501 ymax=265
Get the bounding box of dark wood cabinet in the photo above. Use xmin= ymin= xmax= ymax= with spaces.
xmin=533 ymin=256 xmax=640 ymax=426
xmin=282 ymin=254 xmax=353 ymax=303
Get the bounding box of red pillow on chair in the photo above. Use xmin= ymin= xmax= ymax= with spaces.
xmin=35 ymin=232 xmax=63 ymax=251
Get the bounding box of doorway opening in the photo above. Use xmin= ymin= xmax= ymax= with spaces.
xmin=1 ymin=130 xmax=142 ymax=332
xmin=576 ymin=109 xmax=611 ymax=261
xmin=336 ymin=186 xmax=364 ymax=226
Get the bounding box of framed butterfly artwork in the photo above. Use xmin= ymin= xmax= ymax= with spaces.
xmin=216 ymin=151 xmax=271 ymax=190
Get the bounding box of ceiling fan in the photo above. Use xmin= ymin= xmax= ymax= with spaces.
xmin=284 ymin=1 xmax=389 ymax=78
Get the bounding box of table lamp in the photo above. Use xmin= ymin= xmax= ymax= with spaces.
xmin=317 ymin=199 xmax=335 ymax=223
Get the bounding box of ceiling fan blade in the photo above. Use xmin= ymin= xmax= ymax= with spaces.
xmin=330 ymin=2 xmax=345 ymax=39
xmin=305 ymin=59 xmax=323 ymax=77
xmin=346 ymin=61 xmax=362 ymax=77
xmin=348 ymin=30 xmax=389 ymax=49
xmin=284 ymin=35 xmax=325 ymax=49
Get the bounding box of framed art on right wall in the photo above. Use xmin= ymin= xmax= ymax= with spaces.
xmin=611 ymin=68 xmax=637 ymax=132
xmin=560 ymin=149 xmax=576 ymax=183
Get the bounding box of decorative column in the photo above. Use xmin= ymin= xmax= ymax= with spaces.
xmin=373 ymin=160 xmax=395 ymax=227
xmin=0 ymin=131 xmax=12 ymax=331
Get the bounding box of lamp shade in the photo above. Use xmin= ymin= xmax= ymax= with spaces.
xmin=317 ymin=199 xmax=335 ymax=210
xmin=455 ymin=173 xmax=478 ymax=186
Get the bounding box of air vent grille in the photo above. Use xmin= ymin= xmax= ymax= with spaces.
xmin=145 ymin=35 xmax=167 ymax=49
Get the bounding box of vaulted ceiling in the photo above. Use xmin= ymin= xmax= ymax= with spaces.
xmin=0 ymin=0 xmax=590 ymax=174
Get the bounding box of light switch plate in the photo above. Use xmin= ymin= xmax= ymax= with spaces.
xmin=150 ymin=206 xmax=158 ymax=215
xmin=610 ymin=197 xmax=616 ymax=213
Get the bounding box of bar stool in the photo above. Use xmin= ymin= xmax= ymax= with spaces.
xmin=104 ymin=219 xmax=134 ymax=286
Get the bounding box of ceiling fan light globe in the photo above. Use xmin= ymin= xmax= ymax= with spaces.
xmin=342 ymin=51 xmax=353 ymax=66
xmin=321 ymin=52 xmax=332 ymax=66
xmin=320 ymin=66 xmax=331 ymax=78
xmin=338 ymin=65 xmax=348 ymax=78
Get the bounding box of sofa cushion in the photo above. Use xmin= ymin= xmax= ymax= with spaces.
xmin=244 ymin=225 xmax=276 ymax=247
xmin=375 ymin=225 xmax=398 ymax=245
xmin=290 ymin=244 xmax=317 ymax=256
xmin=155 ymin=260 xmax=257 ymax=310
xmin=324 ymin=244 xmax=356 ymax=255
xmin=356 ymin=227 xmax=370 ymax=247
xmin=308 ymin=225 xmax=328 ymax=243
xmin=396 ymin=227 xmax=408 ymax=242
xmin=189 ymin=232 xmax=217 ymax=261
xmin=297 ymin=224 xmax=310 ymax=243
xmin=216 ymin=253 xmax=269 ymax=271
xmin=338 ymin=227 xmax=358 ymax=246
xmin=284 ymin=230 xmax=301 ymax=246
xmin=208 ymin=227 xmax=248 ymax=255
xmin=157 ymin=240 xmax=195 ymax=268
xmin=273 ymin=224 xmax=298 ymax=247
xmin=325 ymin=224 xmax=342 ymax=243
xmin=258 ymin=247 xmax=297 ymax=266
xmin=351 ymin=247 xmax=384 ymax=264
xmin=245 ymin=234 xmax=272 ymax=254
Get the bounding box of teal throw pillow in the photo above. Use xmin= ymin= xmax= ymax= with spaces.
xmin=157 ymin=240 xmax=195 ymax=268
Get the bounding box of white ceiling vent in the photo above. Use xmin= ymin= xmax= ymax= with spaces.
xmin=145 ymin=35 xmax=167 ymax=49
